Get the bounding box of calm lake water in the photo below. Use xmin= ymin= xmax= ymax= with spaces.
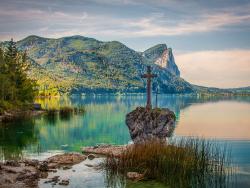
xmin=0 ymin=94 xmax=250 ymax=187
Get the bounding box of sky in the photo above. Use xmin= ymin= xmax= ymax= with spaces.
xmin=0 ymin=0 xmax=250 ymax=88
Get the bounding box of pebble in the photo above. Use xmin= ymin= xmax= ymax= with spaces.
xmin=127 ymin=172 xmax=144 ymax=181
xmin=85 ymin=164 xmax=93 ymax=167
xmin=87 ymin=154 xmax=96 ymax=160
xmin=62 ymin=166 xmax=72 ymax=170
xmin=59 ymin=179 xmax=69 ymax=186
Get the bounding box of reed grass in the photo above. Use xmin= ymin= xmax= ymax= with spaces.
xmin=73 ymin=105 xmax=85 ymax=115
xmin=59 ymin=106 xmax=74 ymax=117
xmin=46 ymin=108 xmax=58 ymax=116
xmin=45 ymin=108 xmax=58 ymax=123
xmin=104 ymin=138 xmax=235 ymax=188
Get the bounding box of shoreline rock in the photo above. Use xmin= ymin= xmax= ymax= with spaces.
xmin=127 ymin=172 xmax=144 ymax=181
xmin=82 ymin=145 xmax=127 ymax=157
xmin=47 ymin=153 xmax=87 ymax=168
xmin=0 ymin=145 xmax=148 ymax=187
xmin=0 ymin=153 xmax=87 ymax=188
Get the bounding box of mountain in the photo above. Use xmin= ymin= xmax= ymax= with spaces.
xmin=1 ymin=35 xmax=249 ymax=96
xmin=2 ymin=35 xmax=192 ymax=95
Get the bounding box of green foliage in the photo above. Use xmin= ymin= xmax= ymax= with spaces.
xmin=0 ymin=39 xmax=38 ymax=111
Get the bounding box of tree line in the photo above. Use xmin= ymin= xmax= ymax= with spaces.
xmin=0 ymin=39 xmax=37 ymax=111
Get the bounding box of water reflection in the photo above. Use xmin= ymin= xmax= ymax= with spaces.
xmin=175 ymin=101 xmax=250 ymax=139
xmin=0 ymin=94 xmax=249 ymax=161
xmin=0 ymin=119 xmax=39 ymax=160
xmin=44 ymin=113 xmax=58 ymax=124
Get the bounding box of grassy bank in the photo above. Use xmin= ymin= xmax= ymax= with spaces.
xmin=104 ymin=138 xmax=235 ymax=188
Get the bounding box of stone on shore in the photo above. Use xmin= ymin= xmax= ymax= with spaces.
xmin=87 ymin=154 xmax=96 ymax=160
xmin=46 ymin=153 xmax=87 ymax=168
xmin=126 ymin=107 xmax=176 ymax=143
xmin=59 ymin=179 xmax=69 ymax=186
xmin=127 ymin=172 xmax=144 ymax=181
xmin=0 ymin=161 xmax=41 ymax=188
xmin=82 ymin=145 xmax=127 ymax=157
xmin=0 ymin=153 xmax=86 ymax=188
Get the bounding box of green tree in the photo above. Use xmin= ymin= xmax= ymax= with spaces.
xmin=0 ymin=39 xmax=37 ymax=111
xmin=3 ymin=39 xmax=19 ymax=100
xmin=0 ymin=48 xmax=11 ymax=101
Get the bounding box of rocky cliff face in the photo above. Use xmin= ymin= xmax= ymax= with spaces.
xmin=154 ymin=48 xmax=180 ymax=76
xmin=143 ymin=44 xmax=180 ymax=77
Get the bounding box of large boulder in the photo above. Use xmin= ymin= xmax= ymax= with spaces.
xmin=125 ymin=107 xmax=176 ymax=143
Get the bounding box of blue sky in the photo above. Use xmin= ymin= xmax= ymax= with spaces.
xmin=0 ymin=0 xmax=250 ymax=87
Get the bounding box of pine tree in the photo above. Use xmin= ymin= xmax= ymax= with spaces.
xmin=0 ymin=39 xmax=37 ymax=110
xmin=3 ymin=39 xmax=19 ymax=100
xmin=5 ymin=38 xmax=18 ymax=60
xmin=0 ymin=48 xmax=7 ymax=100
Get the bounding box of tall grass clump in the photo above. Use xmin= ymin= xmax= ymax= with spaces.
xmin=59 ymin=106 xmax=74 ymax=119
xmin=46 ymin=108 xmax=58 ymax=117
xmin=45 ymin=106 xmax=85 ymax=122
xmin=45 ymin=108 xmax=58 ymax=123
xmin=104 ymin=138 xmax=235 ymax=188
xmin=73 ymin=105 xmax=85 ymax=115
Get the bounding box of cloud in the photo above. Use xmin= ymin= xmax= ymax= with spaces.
xmin=90 ymin=0 xmax=140 ymax=5
xmin=0 ymin=3 xmax=249 ymax=41
xmin=125 ymin=12 xmax=250 ymax=37
xmin=175 ymin=50 xmax=250 ymax=88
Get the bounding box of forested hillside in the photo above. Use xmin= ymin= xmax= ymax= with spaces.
xmin=6 ymin=35 xmax=194 ymax=95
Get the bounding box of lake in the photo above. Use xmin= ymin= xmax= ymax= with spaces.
xmin=0 ymin=94 xmax=250 ymax=187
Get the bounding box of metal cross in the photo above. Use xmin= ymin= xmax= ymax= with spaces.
xmin=155 ymin=85 xmax=159 ymax=108
xmin=141 ymin=66 xmax=157 ymax=110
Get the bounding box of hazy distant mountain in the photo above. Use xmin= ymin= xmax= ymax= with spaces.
xmin=193 ymin=85 xmax=250 ymax=95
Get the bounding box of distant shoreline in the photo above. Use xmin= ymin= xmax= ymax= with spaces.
xmin=35 ymin=91 xmax=250 ymax=98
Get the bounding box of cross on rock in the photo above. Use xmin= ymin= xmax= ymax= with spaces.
xmin=141 ymin=66 xmax=157 ymax=110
